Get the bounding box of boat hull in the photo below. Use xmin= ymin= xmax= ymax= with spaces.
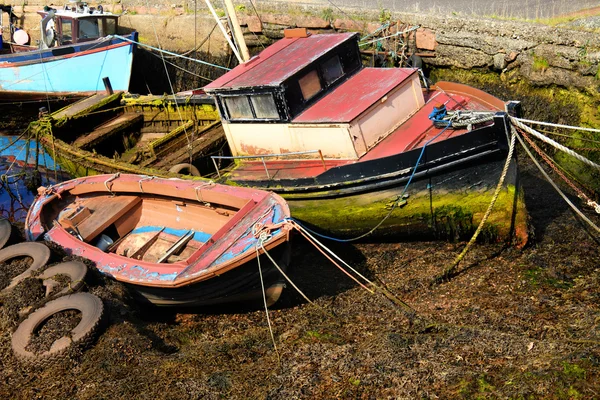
xmin=0 ymin=34 xmax=136 ymax=101
xmin=126 ymin=243 xmax=291 ymax=308
xmin=286 ymin=157 xmax=528 ymax=245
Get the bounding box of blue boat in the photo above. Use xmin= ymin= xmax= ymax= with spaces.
xmin=0 ymin=3 xmax=136 ymax=101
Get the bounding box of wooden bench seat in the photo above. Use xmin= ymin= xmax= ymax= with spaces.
xmin=74 ymin=195 xmax=142 ymax=242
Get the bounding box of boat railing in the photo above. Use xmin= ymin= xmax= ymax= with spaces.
xmin=211 ymin=149 xmax=326 ymax=179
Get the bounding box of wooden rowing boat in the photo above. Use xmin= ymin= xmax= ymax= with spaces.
xmin=25 ymin=173 xmax=292 ymax=307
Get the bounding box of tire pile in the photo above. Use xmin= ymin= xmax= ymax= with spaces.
xmin=0 ymin=218 xmax=105 ymax=367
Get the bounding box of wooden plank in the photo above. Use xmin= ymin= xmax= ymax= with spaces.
xmin=52 ymin=92 xmax=122 ymax=120
xmin=73 ymin=113 xmax=143 ymax=149
xmin=76 ymin=195 xmax=141 ymax=242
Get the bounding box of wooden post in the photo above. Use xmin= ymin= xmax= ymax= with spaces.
xmin=223 ymin=0 xmax=250 ymax=62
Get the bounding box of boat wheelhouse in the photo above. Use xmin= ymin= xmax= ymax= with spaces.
xmin=204 ymin=30 xmax=529 ymax=244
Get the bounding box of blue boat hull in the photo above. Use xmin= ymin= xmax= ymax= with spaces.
xmin=0 ymin=33 xmax=136 ymax=101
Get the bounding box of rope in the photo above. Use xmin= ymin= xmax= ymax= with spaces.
xmin=513 ymin=117 xmax=600 ymax=134
xmin=519 ymin=129 xmax=600 ymax=214
xmin=510 ymin=117 xmax=600 ymax=172
xmin=515 ymin=129 xmax=600 ymax=234
xmin=434 ymin=128 xmax=517 ymax=283
xmin=288 ymin=220 xmax=418 ymax=315
xmin=291 ymin=124 xmax=452 ymax=243
xmin=114 ymin=34 xmax=231 ymax=70
xmin=255 ymin=236 xmax=280 ymax=366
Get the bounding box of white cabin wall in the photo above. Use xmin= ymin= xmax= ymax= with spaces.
xmin=224 ymin=122 xmax=359 ymax=159
xmin=355 ymin=74 xmax=425 ymax=151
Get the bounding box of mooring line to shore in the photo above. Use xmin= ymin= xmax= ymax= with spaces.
xmin=515 ymin=129 xmax=600 ymax=234
xmin=113 ymin=36 xmax=231 ymax=71
xmin=433 ymin=129 xmax=517 ymax=284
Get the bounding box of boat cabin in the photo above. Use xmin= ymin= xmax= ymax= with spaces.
xmin=0 ymin=2 xmax=119 ymax=54
xmin=38 ymin=3 xmax=119 ymax=47
xmin=204 ymin=31 xmax=425 ymax=160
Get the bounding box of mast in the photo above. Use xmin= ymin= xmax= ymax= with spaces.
xmin=203 ymin=0 xmax=243 ymax=63
xmin=223 ymin=0 xmax=250 ymax=62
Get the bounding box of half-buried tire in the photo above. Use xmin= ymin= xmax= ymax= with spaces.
xmin=169 ymin=163 xmax=201 ymax=176
xmin=11 ymin=293 xmax=104 ymax=367
xmin=39 ymin=261 xmax=88 ymax=297
xmin=0 ymin=243 xmax=51 ymax=294
xmin=0 ymin=219 xmax=12 ymax=250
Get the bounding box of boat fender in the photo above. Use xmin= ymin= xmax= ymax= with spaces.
xmin=0 ymin=242 xmax=51 ymax=294
xmin=38 ymin=261 xmax=88 ymax=298
xmin=407 ymin=54 xmax=423 ymax=69
xmin=0 ymin=218 xmax=12 ymax=250
xmin=169 ymin=163 xmax=201 ymax=177
xmin=11 ymin=293 xmax=105 ymax=367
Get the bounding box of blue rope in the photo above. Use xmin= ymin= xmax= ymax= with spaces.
xmin=113 ymin=35 xmax=231 ymax=71
xmin=290 ymin=123 xmax=452 ymax=242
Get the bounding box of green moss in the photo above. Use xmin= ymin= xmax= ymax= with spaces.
xmin=532 ymin=54 xmax=549 ymax=72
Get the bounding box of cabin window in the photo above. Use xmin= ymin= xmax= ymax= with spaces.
xmin=79 ymin=18 xmax=100 ymax=39
xmin=224 ymin=96 xmax=253 ymax=120
xmin=105 ymin=18 xmax=117 ymax=35
xmin=61 ymin=19 xmax=73 ymax=43
xmin=322 ymin=55 xmax=343 ymax=85
xmin=299 ymin=70 xmax=321 ymax=101
xmin=250 ymin=94 xmax=279 ymax=119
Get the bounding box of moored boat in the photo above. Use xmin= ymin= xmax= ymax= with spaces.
xmin=202 ymin=30 xmax=529 ymax=244
xmin=25 ymin=174 xmax=292 ymax=307
xmin=0 ymin=2 xmax=136 ymax=101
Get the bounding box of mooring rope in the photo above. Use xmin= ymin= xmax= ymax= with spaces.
xmin=513 ymin=117 xmax=600 ymax=134
xmin=114 ymin=35 xmax=231 ymax=71
xmin=434 ymin=128 xmax=517 ymax=283
xmin=519 ymin=129 xmax=600 ymax=214
xmin=510 ymin=117 xmax=600 ymax=171
xmin=515 ymin=129 xmax=600 ymax=234
xmin=255 ymin=236 xmax=281 ymax=366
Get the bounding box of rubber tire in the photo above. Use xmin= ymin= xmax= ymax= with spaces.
xmin=169 ymin=163 xmax=201 ymax=176
xmin=39 ymin=261 xmax=88 ymax=297
xmin=0 ymin=243 xmax=51 ymax=294
xmin=11 ymin=293 xmax=104 ymax=367
xmin=0 ymin=219 xmax=11 ymax=250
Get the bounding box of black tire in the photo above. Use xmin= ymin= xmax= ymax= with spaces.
xmin=0 ymin=219 xmax=11 ymax=250
xmin=169 ymin=163 xmax=201 ymax=176
xmin=0 ymin=243 xmax=51 ymax=294
xmin=11 ymin=293 xmax=104 ymax=367
xmin=39 ymin=261 xmax=88 ymax=297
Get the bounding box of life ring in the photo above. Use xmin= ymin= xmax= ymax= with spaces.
xmin=38 ymin=261 xmax=88 ymax=298
xmin=169 ymin=163 xmax=201 ymax=176
xmin=0 ymin=218 xmax=12 ymax=250
xmin=11 ymin=293 xmax=104 ymax=366
xmin=0 ymin=243 xmax=51 ymax=294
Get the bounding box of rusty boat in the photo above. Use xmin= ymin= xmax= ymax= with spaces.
xmin=202 ymin=30 xmax=528 ymax=244
xmin=25 ymin=174 xmax=292 ymax=307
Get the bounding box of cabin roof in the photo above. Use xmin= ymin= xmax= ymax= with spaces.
xmin=204 ymin=32 xmax=358 ymax=91
xmin=39 ymin=9 xmax=118 ymax=19
xmin=292 ymin=68 xmax=418 ymax=123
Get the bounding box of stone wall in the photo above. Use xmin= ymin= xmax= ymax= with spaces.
xmin=4 ymin=2 xmax=599 ymax=93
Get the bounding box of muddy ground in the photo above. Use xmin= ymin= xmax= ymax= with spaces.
xmin=0 ymin=154 xmax=598 ymax=399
